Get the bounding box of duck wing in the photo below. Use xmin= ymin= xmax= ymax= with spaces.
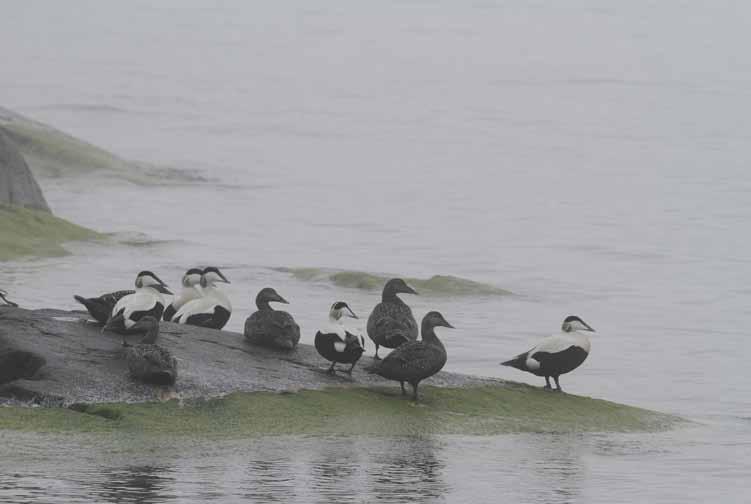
xmin=74 ymin=290 xmax=134 ymax=324
xmin=378 ymin=342 xmax=446 ymax=380
xmin=367 ymin=302 xmax=418 ymax=346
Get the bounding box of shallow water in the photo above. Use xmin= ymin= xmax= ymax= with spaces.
xmin=1 ymin=0 xmax=751 ymax=502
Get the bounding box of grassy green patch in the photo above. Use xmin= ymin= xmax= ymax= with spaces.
xmin=0 ymin=204 xmax=101 ymax=261
xmin=1 ymin=122 xmax=126 ymax=178
xmin=276 ymin=267 xmax=512 ymax=296
xmin=0 ymin=385 xmax=679 ymax=436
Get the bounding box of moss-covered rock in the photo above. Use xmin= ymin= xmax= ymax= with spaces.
xmin=275 ymin=267 xmax=512 ymax=296
xmin=0 ymin=385 xmax=680 ymax=436
xmin=0 ymin=204 xmax=101 ymax=261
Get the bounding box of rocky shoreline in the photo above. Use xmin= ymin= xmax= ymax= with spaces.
xmin=0 ymin=306 xmax=501 ymax=406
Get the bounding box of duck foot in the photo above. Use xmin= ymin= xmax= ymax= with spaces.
xmin=553 ymin=376 xmax=563 ymax=392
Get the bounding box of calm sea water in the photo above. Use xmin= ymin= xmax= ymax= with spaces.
xmin=1 ymin=1 xmax=750 ymax=502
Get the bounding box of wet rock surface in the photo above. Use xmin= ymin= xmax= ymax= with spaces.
xmin=0 ymin=306 xmax=504 ymax=405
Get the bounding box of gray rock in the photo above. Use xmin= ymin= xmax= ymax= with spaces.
xmin=0 ymin=129 xmax=50 ymax=212
xmin=0 ymin=306 xmax=503 ymax=405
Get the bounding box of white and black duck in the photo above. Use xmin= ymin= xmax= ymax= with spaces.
xmin=244 ymin=287 xmax=300 ymax=350
xmin=0 ymin=289 xmax=18 ymax=307
xmin=116 ymin=316 xmax=177 ymax=385
xmin=74 ymin=289 xmax=134 ymax=325
xmin=162 ymin=267 xmax=204 ymax=322
xmin=501 ymin=315 xmax=595 ymax=392
xmin=366 ymin=278 xmax=419 ymax=359
xmin=314 ymin=301 xmax=366 ymax=374
xmin=376 ymin=311 xmax=453 ymax=401
xmin=105 ymin=271 xmax=172 ymax=332
xmin=172 ymin=266 xmax=232 ymax=329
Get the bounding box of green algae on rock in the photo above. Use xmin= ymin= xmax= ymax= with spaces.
xmin=0 ymin=385 xmax=679 ymax=436
xmin=274 ymin=267 xmax=512 ymax=296
xmin=0 ymin=204 xmax=101 ymax=261
xmin=0 ymin=107 xmax=206 ymax=184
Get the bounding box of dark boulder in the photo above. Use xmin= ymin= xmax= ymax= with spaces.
xmin=0 ymin=349 xmax=46 ymax=384
xmin=0 ymin=129 xmax=50 ymax=212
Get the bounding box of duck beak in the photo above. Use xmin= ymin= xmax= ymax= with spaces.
xmin=217 ymin=270 xmax=231 ymax=283
xmin=346 ymin=306 xmax=359 ymax=319
xmin=275 ymin=294 xmax=289 ymax=304
xmin=155 ymin=285 xmax=173 ymax=295
xmin=584 ymin=322 xmax=595 ymax=332
xmin=443 ymin=321 xmax=455 ymax=329
xmin=404 ymin=285 xmax=418 ymax=295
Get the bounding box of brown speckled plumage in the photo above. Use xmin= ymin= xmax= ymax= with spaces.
xmin=376 ymin=311 xmax=453 ymax=400
xmin=366 ymin=278 xmax=418 ymax=359
xmin=244 ymin=287 xmax=300 ymax=350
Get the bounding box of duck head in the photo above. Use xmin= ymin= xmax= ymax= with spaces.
xmin=329 ymin=301 xmax=358 ymax=322
xmin=181 ymin=268 xmax=203 ymax=288
xmin=382 ymin=278 xmax=418 ymax=302
xmin=422 ymin=311 xmax=454 ymax=333
xmin=255 ymin=287 xmax=289 ymax=310
xmin=135 ymin=271 xmax=172 ymax=295
xmin=561 ymin=315 xmax=595 ymax=333
xmin=201 ymin=266 xmax=230 ymax=288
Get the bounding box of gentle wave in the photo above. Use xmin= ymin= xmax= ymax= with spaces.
xmin=106 ymin=232 xmax=184 ymax=248
xmin=33 ymin=103 xmax=133 ymax=115
xmin=273 ymin=267 xmax=512 ymax=296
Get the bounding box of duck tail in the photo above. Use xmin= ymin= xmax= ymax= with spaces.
xmin=501 ymin=353 xmax=527 ymax=371
xmin=73 ymin=295 xmax=90 ymax=307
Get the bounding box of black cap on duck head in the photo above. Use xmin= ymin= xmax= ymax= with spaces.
xmin=562 ymin=315 xmax=595 ymax=332
xmin=201 ymin=266 xmax=230 ymax=287
xmin=256 ymin=287 xmax=289 ymax=309
xmin=135 ymin=271 xmax=172 ymax=295
xmin=382 ymin=278 xmax=418 ymax=301
xmin=182 ymin=268 xmax=204 ymax=287
xmin=0 ymin=289 xmax=18 ymax=307
xmin=330 ymin=301 xmax=358 ymax=320
xmin=422 ymin=311 xmax=454 ymax=330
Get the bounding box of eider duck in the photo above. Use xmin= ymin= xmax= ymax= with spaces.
xmin=314 ymin=301 xmax=366 ymax=374
xmin=172 ymin=266 xmax=232 ymax=329
xmin=105 ymin=271 xmax=172 ymax=332
xmin=0 ymin=289 xmax=18 ymax=307
xmin=74 ymin=290 xmax=134 ymax=325
xmin=118 ymin=316 xmax=177 ymax=385
xmin=501 ymin=315 xmax=595 ymax=392
xmin=163 ymin=267 xmax=204 ymax=322
xmin=376 ymin=311 xmax=453 ymax=401
xmin=244 ymin=287 xmax=300 ymax=350
xmin=366 ymin=278 xmax=419 ymax=359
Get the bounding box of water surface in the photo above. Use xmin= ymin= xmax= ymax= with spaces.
xmin=1 ymin=1 xmax=750 ymax=502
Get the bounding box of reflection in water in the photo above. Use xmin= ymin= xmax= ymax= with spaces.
xmin=95 ymin=465 xmax=176 ymax=504
xmin=1 ymin=427 xmax=751 ymax=503
xmin=526 ymin=435 xmax=586 ymax=504
xmin=309 ymin=438 xmax=360 ymax=504
xmin=368 ymin=436 xmax=448 ymax=503
xmin=242 ymin=453 xmax=297 ymax=502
